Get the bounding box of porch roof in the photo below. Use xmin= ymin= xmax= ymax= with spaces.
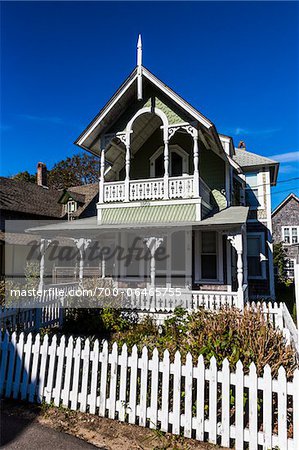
xmin=26 ymin=206 xmax=248 ymax=235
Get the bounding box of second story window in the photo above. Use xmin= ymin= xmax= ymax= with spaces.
xmin=282 ymin=226 xmax=299 ymax=244
xmin=245 ymin=172 xmax=260 ymax=208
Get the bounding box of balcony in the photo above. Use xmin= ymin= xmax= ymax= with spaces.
xmin=102 ymin=176 xmax=211 ymax=204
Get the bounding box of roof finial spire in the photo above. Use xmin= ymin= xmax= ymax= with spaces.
xmin=137 ymin=34 xmax=143 ymax=101
xmin=137 ymin=34 xmax=142 ymax=67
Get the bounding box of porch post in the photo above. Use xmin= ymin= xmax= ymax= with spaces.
xmin=193 ymin=130 xmax=200 ymax=197
xmin=242 ymin=226 xmax=248 ymax=287
xmin=101 ymin=254 xmax=106 ymax=279
xmin=39 ymin=238 xmax=51 ymax=290
xmin=74 ymin=238 xmax=91 ymax=281
xmin=235 ymin=234 xmax=244 ymax=309
xmin=227 ymin=233 xmax=244 ymax=309
xmin=163 ymin=138 xmax=169 ymax=199
xmin=99 ymin=148 xmax=105 ymax=203
xmin=144 ymin=237 xmax=163 ymax=288
xmin=125 ymin=136 xmax=131 ymax=202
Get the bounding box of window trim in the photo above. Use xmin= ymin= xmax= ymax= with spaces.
xmin=285 ymin=258 xmax=296 ymax=279
xmin=150 ymin=144 xmax=189 ymax=177
xmin=245 ymin=171 xmax=265 ymax=210
xmin=282 ymin=226 xmax=299 ymax=245
xmin=194 ymin=231 xmax=223 ymax=284
xmin=247 ymin=232 xmax=267 ymax=280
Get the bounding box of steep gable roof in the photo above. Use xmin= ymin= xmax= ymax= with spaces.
xmin=272 ymin=193 xmax=299 ymax=216
xmin=74 ymin=66 xmax=224 ymax=157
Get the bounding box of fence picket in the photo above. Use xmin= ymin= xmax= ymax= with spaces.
xmin=5 ymin=332 xmax=17 ymax=397
xmin=172 ymin=351 xmax=181 ymax=435
xmin=80 ymin=338 xmax=90 ymax=413
xmin=21 ymin=332 xmax=32 ymax=400
xmin=248 ymin=363 xmax=258 ymax=450
xmin=278 ymin=366 xmax=288 ymax=450
xmin=263 ymin=364 xmax=272 ymax=449
xmin=184 ymin=352 xmax=193 ymax=438
xmin=53 ymin=335 xmax=65 ymax=407
xmin=37 ymin=334 xmax=49 ymax=402
xmin=119 ymin=343 xmax=128 ymax=422
xmin=195 ymin=354 xmax=205 ymax=441
xmin=61 ymin=336 xmax=73 ymax=407
xmin=45 ymin=334 xmax=57 ymax=404
xmin=139 ymin=346 xmax=148 ymax=427
xmin=70 ymin=337 xmax=81 ymax=410
xmin=209 ymin=356 xmax=218 ymax=444
xmin=99 ymin=340 xmax=108 ymax=417
xmin=235 ymin=360 xmax=244 ymax=450
xmin=13 ymin=332 xmax=24 ymax=399
xmin=108 ymin=342 xmax=118 ymax=419
xmin=221 ymin=358 xmax=230 ymax=447
xmin=128 ymin=345 xmax=138 ymax=424
xmin=149 ymin=348 xmax=159 ymax=429
xmin=29 ymin=333 xmax=41 ymax=402
xmin=160 ymin=349 xmax=170 ymax=432
xmin=89 ymin=339 xmax=99 ymax=414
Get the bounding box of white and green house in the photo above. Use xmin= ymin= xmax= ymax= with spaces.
xmin=30 ymin=37 xmax=279 ymax=309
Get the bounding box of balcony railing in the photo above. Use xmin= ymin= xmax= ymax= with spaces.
xmin=103 ymin=175 xmax=211 ymax=204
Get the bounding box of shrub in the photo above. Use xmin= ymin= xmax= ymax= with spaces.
xmin=112 ymin=307 xmax=298 ymax=379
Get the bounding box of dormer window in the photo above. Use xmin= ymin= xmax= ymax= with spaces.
xmin=65 ymin=199 xmax=77 ymax=220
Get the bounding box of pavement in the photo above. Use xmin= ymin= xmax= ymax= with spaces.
xmin=0 ymin=414 xmax=101 ymax=449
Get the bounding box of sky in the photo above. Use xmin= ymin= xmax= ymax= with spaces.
xmin=1 ymin=1 xmax=298 ymax=209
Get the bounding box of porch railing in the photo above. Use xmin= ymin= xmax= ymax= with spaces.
xmin=103 ymin=175 xmax=211 ymax=203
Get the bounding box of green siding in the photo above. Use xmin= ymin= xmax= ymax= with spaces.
xmin=200 ymin=148 xmax=226 ymax=210
xmin=102 ymin=204 xmax=196 ymax=225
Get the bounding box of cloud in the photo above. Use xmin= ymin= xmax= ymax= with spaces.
xmin=232 ymin=127 xmax=281 ymax=136
xmin=268 ymin=151 xmax=299 ymax=163
xmin=18 ymin=114 xmax=63 ymax=125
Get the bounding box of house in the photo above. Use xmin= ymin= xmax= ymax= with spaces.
xmin=0 ymin=163 xmax=98 ymax=280
xmin=25 ymin=37 xmax=279 ymax=307
xmin=272 ymin=193 xmax=299 ymax=279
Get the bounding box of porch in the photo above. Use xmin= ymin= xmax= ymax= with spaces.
xmin=27 ymin=207 xmax=249 ymax=309
xmin=102 ymin=175 xmax=211 ymax=204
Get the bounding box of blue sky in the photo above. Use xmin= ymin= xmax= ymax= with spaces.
xmin=1 ymin=1 xmax=298 ymax=208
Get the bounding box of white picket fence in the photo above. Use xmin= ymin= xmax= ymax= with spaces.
xmin=0 ymin=283 xmax=76 ymax=332
xmin=248 ymin=301 xmax=299 ymax=353
xmin=0 ymin=331 xmax=298 ymax=450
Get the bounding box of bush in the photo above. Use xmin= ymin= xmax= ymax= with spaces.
xmin=112 ymin=307 xmax=298 ymax=379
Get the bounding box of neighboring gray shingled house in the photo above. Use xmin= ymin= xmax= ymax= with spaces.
xmin=272 ymin=193 xmax=299 ymax=278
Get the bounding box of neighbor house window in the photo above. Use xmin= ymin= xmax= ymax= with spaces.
xmin=282 ymin=226 xmax=299 ymax=244
xmin=201 ymin=231 xmax=217 ymax=280
xmin=247 ymin=233 xmax=266 ymax=279
xmin=245 ymin=173 xmax=260 ymax=208
xmin=285 ymin=259 xmax=295 ymax=279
